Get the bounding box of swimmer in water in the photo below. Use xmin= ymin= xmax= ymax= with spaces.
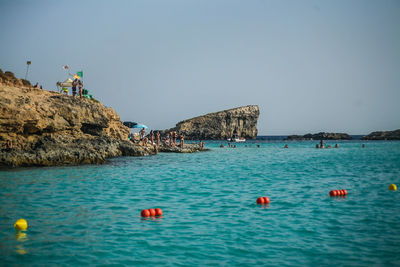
xmin=284 ymin=144 xmax=289 ymax=148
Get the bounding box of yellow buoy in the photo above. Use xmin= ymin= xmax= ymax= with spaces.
xmin=389 ymin=184 xmax=397 ymax=191
xmin=14 ymin=219 xmax=28 ymax=231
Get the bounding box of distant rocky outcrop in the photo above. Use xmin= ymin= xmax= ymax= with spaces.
xmin=286 ymin=132 xmax=352 ymax=140
xmin=0 ymin=74 xmax=204 ymax=167
xmin=162 ymin=105 xmax=259 ymax=140
xmin=361 ymin=129 xmax=400 ymax=140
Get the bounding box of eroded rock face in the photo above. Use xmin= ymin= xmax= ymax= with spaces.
xmin=164 ymin=105 xmax=259 ymax=140
xmin=0 ymin=83 xmax=149 ymax=167
xmin=361 ymin=129 xmax=400 ymax=140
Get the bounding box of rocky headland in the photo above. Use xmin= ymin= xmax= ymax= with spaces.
xmin=285 ymin=132 xmax=352 ymax=140
xmin=361 ymin=129 xmax=400 ymax=140
xmin=161 ymin=105 xmax=259 ymax=140
xmin=0 ymin=71 xmax=204 ymax=167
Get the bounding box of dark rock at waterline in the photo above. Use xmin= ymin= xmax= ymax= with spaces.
xmin=361 ymin=129 xmax=400 ymax=140
xmin=285 ymin=132 xmax=352 ymax=140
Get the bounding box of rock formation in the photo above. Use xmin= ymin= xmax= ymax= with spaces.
xmin=0 ymin=73 xmax=204 ymax=167
xmin=361 ymin=129 xmax=400 ymax=140
xmin=163 ymin=105 xmax=260 ymax=140
xmin=286 ymin=132 xmax=352 ymax=140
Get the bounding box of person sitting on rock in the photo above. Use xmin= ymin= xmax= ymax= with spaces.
xmin=139 ymin=128 xmax=146 ymax=140
xmin=142 ymin=136 xmax=148 ymax=146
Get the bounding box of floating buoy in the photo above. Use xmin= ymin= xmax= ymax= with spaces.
xmin=256 ymin=197 xmax=265 ymax=204
xmin=155 ymin=208 xmax=163 ymax=216
xmin=14 ymin=219 xmax=28 ymax=231
xmin=148 ymin=208 xmax=156 ymax=216
xmin=141 ymin=208 xmax=163 ymax=217
xmin=141 ymin=209 xmax=150 ymax=217
xmin=389 ymin=184 xmax=397 ymax=191
xmin=330 ymin=189 xmax=347 ymax=197
xmin=257 ymin=196 xmax=270 ymax=205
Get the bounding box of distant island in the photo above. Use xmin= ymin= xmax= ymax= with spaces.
xmin=361 ymin=129 xmax=400 ymax=140
xmin=285 ymin=132 xmax=352 ymax=140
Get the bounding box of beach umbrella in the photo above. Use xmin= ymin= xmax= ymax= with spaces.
xmin=133 ymin=124 xmax=148 ymax=129
xmin=123 ymin=121 xmax=138 ymax=128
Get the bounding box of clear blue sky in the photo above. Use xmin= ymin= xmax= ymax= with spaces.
xmin=1 ymin=0 xmax=399 ymax=135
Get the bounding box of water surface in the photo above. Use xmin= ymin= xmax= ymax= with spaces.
xmin=1 ymin=140 xmax=400 ymax=266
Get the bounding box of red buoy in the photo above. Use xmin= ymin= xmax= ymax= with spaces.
xmin=148 ymin=208 xmax=156 ymax=216
xmin=155 ymin=208 xmax=163 ymax=216
xmin=330 ymin=189 xmax=348 ymax=197
xmin=141 ymin=209 xmax=150 ymax=217
xmin=263 ymin=196 xmax=270 ymax=204
xmin=256 ymin=197 xmax=265 ymax=204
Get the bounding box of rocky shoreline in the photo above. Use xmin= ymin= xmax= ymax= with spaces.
xmin=0 ymin=74 xmax=206 ymax=168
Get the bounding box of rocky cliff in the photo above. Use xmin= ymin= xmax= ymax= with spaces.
xmin=361 ymin=129 xmax=400 ymax=140
xmin=164 ymin=105 xmax=259 ymax=140
xmin=0 ymin=80 xmax=153 ymax=167
xmin=286 ymin=132 xmax=352 ymax=140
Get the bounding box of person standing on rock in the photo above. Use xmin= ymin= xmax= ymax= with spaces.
xmin=72 ymin=79 xmax=78 ymax=97
xmin=156 ymin=131 xmax=160 ymax=147
xmin=180 ymin=135 xmax=184 ymax=149
xmin=78 ymin=80 xmax=83 ymax=99
xmin=169 ymin=131 xmax=174 ymax=147
xmin=150 ymin=130 xmax=154 ymax=144
xmin=173 ymin=131 xmax=178 ymax=145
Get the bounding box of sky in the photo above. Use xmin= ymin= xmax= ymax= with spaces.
xmin=0 ymin=0 xmax=399 ymax=135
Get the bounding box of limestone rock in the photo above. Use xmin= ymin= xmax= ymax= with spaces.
xmin=163 ymin=105 xmax=259 ymax=140
xmin=0 ymin=81 xmax=149 ymax=167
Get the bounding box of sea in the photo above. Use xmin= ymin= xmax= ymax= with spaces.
xmin=1 ymin=138 xmax=400 ymax=266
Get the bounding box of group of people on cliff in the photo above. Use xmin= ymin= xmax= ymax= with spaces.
xmin=71 ymin=79 xmax=84 ymax=98
xmin=61 ymin=79 xmax=84 ymax=98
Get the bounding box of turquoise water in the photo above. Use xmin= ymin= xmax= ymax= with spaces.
xmin=1 ymin=141 xmax=400 ymax=266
